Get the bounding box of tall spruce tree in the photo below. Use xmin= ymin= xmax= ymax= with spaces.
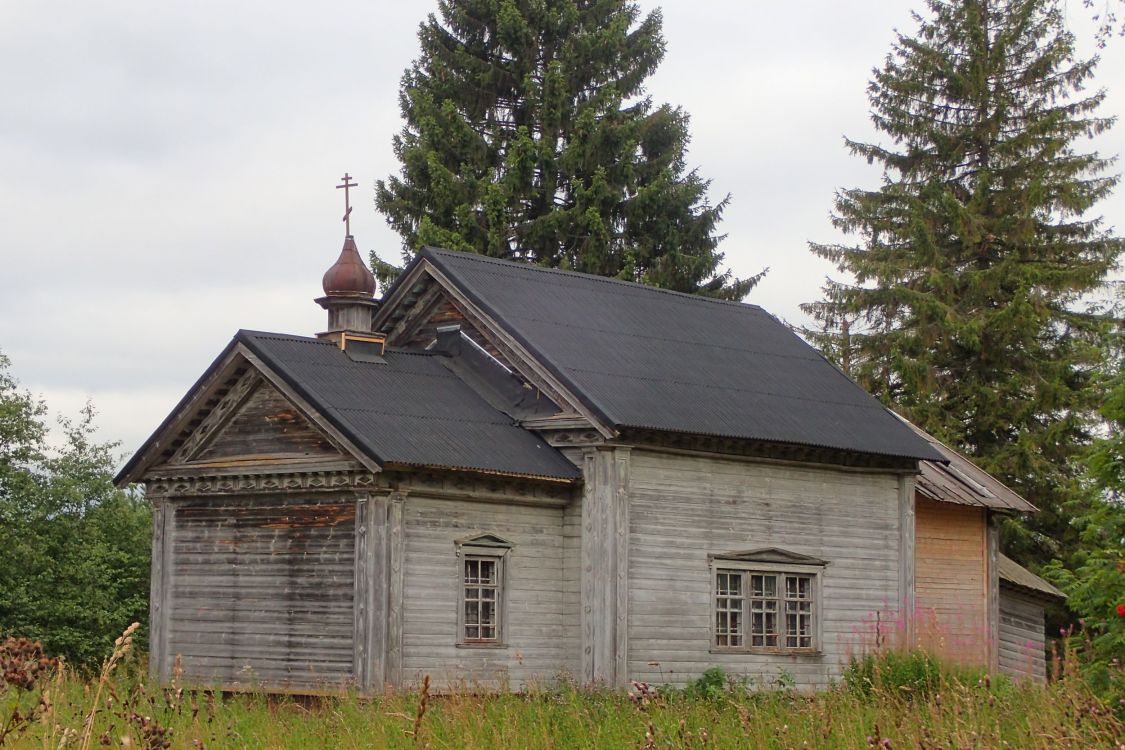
xmin=375 ymin=0 xmax=758 ymax=299
xmin=802 ymin=0 xmax=1122 ymax=564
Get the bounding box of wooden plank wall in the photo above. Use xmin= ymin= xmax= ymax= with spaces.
xmin=626 ymin=450 xmax=903 ymax=690
xmin=196 ymin=384 xmax=339 ymax=461
xmin=165 ymin=495 xmax=357 ymax=689
xmin=562 ymin=490 xmax=583 ymax=681
xmin=998 ymin=588 xmax=1048 ymax=684
xmin=913 ymin=497 xmax=989 ymax=665
xmin=399 ymin=495 xmax=569 ymax=690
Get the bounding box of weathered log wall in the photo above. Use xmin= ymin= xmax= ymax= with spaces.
xmin=998 ymin=587 xmax=1048 ymax=684
xmin=160 ymin=494 xmax=357 ymax=690
xmin=624 ymin=449 xmax=906 ymax=690
xmin=398 ymin=494 xmax=570 ymax=690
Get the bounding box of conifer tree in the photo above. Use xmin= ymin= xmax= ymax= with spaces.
xmin=802 ymin=0 xmax=1122 ymax=563
xmin=375 ymin=0 xmax=758 ymax=299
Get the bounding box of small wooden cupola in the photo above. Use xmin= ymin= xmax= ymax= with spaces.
xmin=315 ymin=172 xmax=384 ymax=354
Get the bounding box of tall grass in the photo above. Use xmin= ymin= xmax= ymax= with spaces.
xmin=3 ymin=634 xmax=1122 ymax=749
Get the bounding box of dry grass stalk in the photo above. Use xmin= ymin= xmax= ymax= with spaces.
xmin=76 ymin=622 xmax=139 ymax=750
xmin=409 ymin=674 xmax=431 ymax=747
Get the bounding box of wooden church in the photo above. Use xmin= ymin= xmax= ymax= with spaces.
xmin=117 ymin=196 xmax=1062 ymax=692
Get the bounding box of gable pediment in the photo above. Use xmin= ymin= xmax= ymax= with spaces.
xmin=182 ymin=378 xmax=343 ymax=465
xmin=372 ymin=259 xmax=608 ymax=436
xmin=130 ymin=351 xmax=365 ymax=482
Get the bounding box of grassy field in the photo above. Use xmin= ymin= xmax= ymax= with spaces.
xmin=6 ymin=668 xmax=1123 ymax=749
xmin=3 ymin=635 xmax=1122 ymax=749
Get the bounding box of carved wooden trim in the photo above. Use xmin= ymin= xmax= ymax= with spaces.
xmin=148 ymin=456 xmax=362 ymax=479
xmin=386 ymin=492 xmax=406 ymax=687
xmin=580 ymin=446 xmax=630 ymax=687
xmin=237 ymin=344 xmax=383 ymax=475
xmin=386 ymin=279 xmax=443 ymax=343
xmin=169 ymin=370 xmax=262 ymax=464
xmin=146 ymin=470 xmax=378 ymax=497
xmin=148 ymin=499 xmax=168 ymax=681
xmin=352 ymin=496 xmax=369 ymax=688
xmin=623 ymin=429 xmax=919 ymax=473
xmin=118 ymin=353 xmax=252 ymax=486
xmin=537 ymin=429 xmax=606 ymax=449
xmin=436 ymin=293 xmax=576 ymax=414
xmin=388 ymin=470 xmax=576 ymax=506
xmin=381 ymin=261 xmax=613 ymax=436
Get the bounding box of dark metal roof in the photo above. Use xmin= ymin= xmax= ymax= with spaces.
xmin=900 ymin=415 xmax=1037 ymax=512
xmin=999 ymin=554 xmax=1066 ymax=601
xmin=419 ymin=248 xmax=945 ymax=463
xmin=238 ymin=331 xmax=580 ymax=481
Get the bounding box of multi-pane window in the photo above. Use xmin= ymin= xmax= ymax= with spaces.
xmin=462 ymin=555 xmax=501 ymax=643
xmin=784 ymin=574 xmax=814 ymax=649
xmin=455 ymin=535 xmax=512 ymax=647
xmin=749 ymin=573 xmax=780 ymax=647
xmin=712 ymin=562 xmax=820 ymax=652
xmin=715 ymin=571 xmax=744 ymax=647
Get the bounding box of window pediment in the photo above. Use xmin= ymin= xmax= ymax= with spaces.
xmin=709 ymin=547 xmax=827 ymax=567
xmin=455 ymin=533 xmax=514 ymax=550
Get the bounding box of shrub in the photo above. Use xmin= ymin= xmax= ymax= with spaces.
xmin=844 ymin=649 xmax=995 ymax=700
xmin=0 ymin=354 xmax=150 ymax=669
xmin=681 ymin=667 xmax=728 ymax=699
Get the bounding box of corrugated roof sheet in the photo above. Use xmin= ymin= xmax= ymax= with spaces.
xmin=999 ymin=554 xmax=1066 ymax=600
xmin=421 ymin=248 xmax=944 ymax=462
xmin=240 ymin=331 xmax=580 ymax=481
xmin=899 ymin=416 xmax=1037 ymax=512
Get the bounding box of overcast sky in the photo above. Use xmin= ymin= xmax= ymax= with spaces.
xmin=1 ymin=0 xmax=1122 ymax=459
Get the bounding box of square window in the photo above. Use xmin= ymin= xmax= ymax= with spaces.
xmin=711 ymin=556 xmax=822 ymax=653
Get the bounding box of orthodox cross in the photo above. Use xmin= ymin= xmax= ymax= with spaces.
xmin=336 ymin=172 xmax=358 ymax=236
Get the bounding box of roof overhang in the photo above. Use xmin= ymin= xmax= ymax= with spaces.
xmin=115 ymin=336 xmax=382 ymax=487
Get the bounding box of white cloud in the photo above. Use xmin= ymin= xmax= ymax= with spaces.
xmin=1 ymin=0 xmax=1122 ymax=454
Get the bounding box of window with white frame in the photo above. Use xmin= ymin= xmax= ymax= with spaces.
xmin=456 ymin=534 xmax=512 ymax=647
xmin=710 ymin=549 xmax=825 ymax=653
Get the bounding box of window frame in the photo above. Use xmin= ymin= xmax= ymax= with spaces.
xmin=455 ymin=535 xmax=512 ymax=649
xmin=709 ymin=556 xmax=825 ymax=656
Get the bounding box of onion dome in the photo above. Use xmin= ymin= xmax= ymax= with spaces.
xmin=322 ymin=236 xmax=376 ymax=298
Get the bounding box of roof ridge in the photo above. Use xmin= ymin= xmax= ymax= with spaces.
xmin=422 ymin=247 xmax=766 ymax=313
xmin=238 ymin=329 xmax=330 ymax=344
xmin=239 ymin=331 xmax=436 ymax=357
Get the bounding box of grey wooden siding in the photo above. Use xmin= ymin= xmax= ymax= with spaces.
xmin=562 ymin=492 xmax=583 ymax=680
xmin=998 ymin=587 xmax=1047 ymax=684
xmin=626 ymin=450 xmax=903 ymax=689
xmin=197 ymin=383 xmax=339 ymax=462
xmin=400 ymin=495 xmax=568 ymax=690
xmin=166 ymin=495 xmax=356 ymax=689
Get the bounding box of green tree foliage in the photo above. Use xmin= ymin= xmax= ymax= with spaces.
xmin=1083 ymin=0 xmax=1124 ymax=47
xmin=0 ymin=351 xmax=150 ymax=668
xmin=1045 ymin=358 xmax=1125 ymax=697
xmin=375 ymin=0 xmax=760 ymax=299
xmin=802 ymin=0 xmax=1122 ymax=564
